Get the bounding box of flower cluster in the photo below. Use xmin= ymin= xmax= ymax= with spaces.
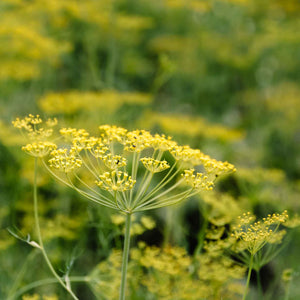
xmin=140 ymin=157 xmax=170 ymax=173
xmin=13 ymin=118 xmax=236 ymax=213
xmin=102 ymin=154 xmax=127 ymax=170
xmin=39 ymin=90 xmax=152 ymax=115
xmin=203 ymin=159 xmax=236 ymax=177
xmin=232 ymin=210 xmax=288 ymax=255
xmin=90 ymin=243 xmax=245 ymax=300
xmin=96 ymin=171 xmax=136 ymax=192
xmin=171 ymin=145 xmax=200 ymax=161
xmin=182 ymin=169 xmax=214 ymax=191
xmin=12 ymin=114 xmax=57 ymax=139
xmin=99 ymin=125 xmax=128 ymax=143
xmin=141 ymin=112 xmax=244 ymax=142
xmin=49 ymin=148 xmax=82 ymax=173
xmin=124 ymin=130 xmax=153 ymax=152
xmin=22 ymin=142 xmax=56 ymax=158
xmin=12 ymin=114 xmax=57 ymax=157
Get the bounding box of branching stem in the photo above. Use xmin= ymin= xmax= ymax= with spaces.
xmin=33 ymin=158 xmax=79 ymax=300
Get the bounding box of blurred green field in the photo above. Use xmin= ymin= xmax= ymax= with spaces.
xmin=0 ymin=0 xmax=300 ymax=299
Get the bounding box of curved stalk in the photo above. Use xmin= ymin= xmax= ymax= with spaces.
xmin=33 ymin=158 xmax=79 ymax=300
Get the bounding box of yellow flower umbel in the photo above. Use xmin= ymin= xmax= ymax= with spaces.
xmin=102 ymin=154 xmax=127 ymax=170
xmin=22 ymin=142 xmax=56 ymax=158
xmin=231 ymin=210 xmax=289 ymax=300
xmin=12 ymin=114 xmax=57 ymax=157
xmin=43 ymin=122 xmax=235 ymax=300
xmin=140 ymin=157 xmax=170 ymax=173
xmin=232 ymin=210 xmax=288 ymax=256
xmin=46 ymin=123 xmax=235 ymax=213
xmin=49 ymin=148 xmax=82 ymax=173
xmin=96 ymin=171 xmax=136 ymax=192
xmin=182 ymin=169 xmax=214 ymax=191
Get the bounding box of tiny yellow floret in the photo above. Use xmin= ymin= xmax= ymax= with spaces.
xmin=140 ymin=157 xmax=170 ymax=173
xmin=22 ymin=142 xmax=57 ymax=157
xmin=96 ymin=170 xmax=136 ymax=192
xmin=182 ymin=169 xmax=214 ymax=191
xmin=49 ymin=148 xmax=82 ymax=173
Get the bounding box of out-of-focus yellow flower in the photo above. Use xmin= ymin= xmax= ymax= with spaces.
xmin=140 ymin=112 xmax=244 ymax=142
xmin=203 ymin=192 xmax=243 ymax=226
xmin=282 ymin=268 xmax=293 ymax=282
xmin=111 ymin=214 xmax=126 ymax=226
xmin=22 ymin=294 xmax=40 ymax=300
xmin=283 ymin=214 xmax=300 ymax=228
xmin=0 ymin=10 xmax=71 ymax=81
xmin=38 ymin=90 xmax=152 ymax=115
xmin=140 ymin=216 xmax=156 ymax=230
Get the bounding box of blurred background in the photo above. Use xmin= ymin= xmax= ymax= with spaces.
xmin=0 ymin=0 xmax=299 ymax=299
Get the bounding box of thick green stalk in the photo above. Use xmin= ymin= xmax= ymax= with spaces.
xmin=256 ymin=269 xmax=263 ymax=299
xmin=243 ymin=254 xmax=254 ymax=300
xmin=119 ymin=212 xmax=132 ymax=300
xmin=33 ymin=158 xmax=79 ymax=300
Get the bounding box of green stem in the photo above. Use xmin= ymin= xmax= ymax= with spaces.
xmin=284 ymin=281 xmax=291 ymax=300
xmin=256 ymin=269 xmax=263 ymax=299
xmin=243 ymin=254 xmax=254 ymax=300
xmin=163 ymin=208 xmax=172 ymax=247
xmin=193 ymin=215 xmax=209 ymax=258
xmin=119 ymin=212 xmax=132 ymax=300
xmin=33 ymin=158 xmax=79 ymax=300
